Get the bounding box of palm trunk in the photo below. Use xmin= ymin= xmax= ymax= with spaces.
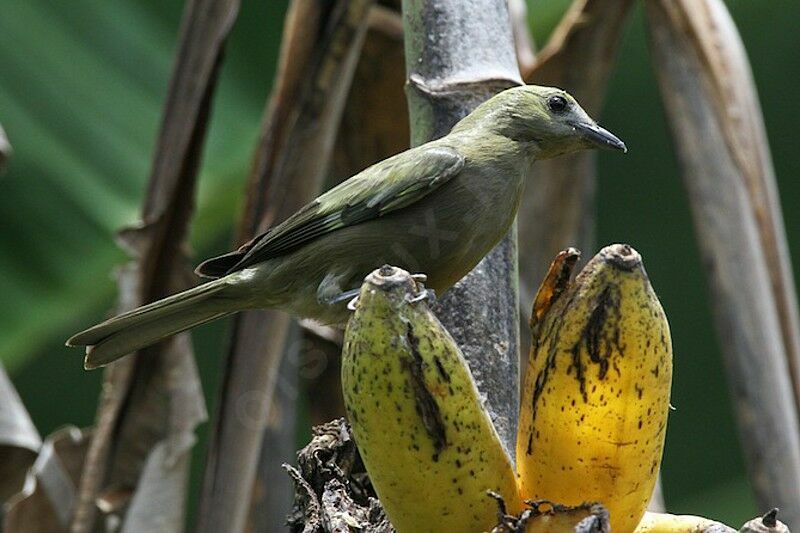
xmin=402 ymin=0 xmax=523 ymax=455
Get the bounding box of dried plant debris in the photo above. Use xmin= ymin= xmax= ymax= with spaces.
xmin=286 ymin=419 xmax=612 ymax=533
xmin=489 ymin=493 xmax=610 ymax=533
xmin=284 ymin=418 xmax=392 ymax=533
xmin=4 ymin=426 xmax=91 ymax=533
xmin=0 ymin=364 xmax=41 ymax=503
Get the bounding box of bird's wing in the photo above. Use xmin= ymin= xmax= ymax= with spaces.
xmin=195 ymin=146 xmax=465 ymax=277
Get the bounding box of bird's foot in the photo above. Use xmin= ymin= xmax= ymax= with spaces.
xmin=408 ymin=273 xmax=433 ymax=303
xmin=338 ymin=272 xmax=431 ymax=311
xmin=406 ymin=288 xmax=436 ymax=304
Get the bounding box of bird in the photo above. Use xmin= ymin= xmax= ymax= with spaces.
xmin=68 ymin=84 xmax=626 ymax=369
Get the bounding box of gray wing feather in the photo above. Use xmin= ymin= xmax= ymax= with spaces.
xmin=197 ymin=146 xmax=465 ymax=277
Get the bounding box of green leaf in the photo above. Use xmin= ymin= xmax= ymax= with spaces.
xmin=0 ymin=0 xmax=272 ymax=370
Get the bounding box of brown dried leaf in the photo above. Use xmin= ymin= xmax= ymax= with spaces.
xmin=109 ymin=334 xmax=206 ymax=532
xmin=4 ymin=426 xmax=91 ymax=533
xmin=529 ymin=248 xmax=580 ymax=332
xmin=647 ymin=0 xmax=800 ymax=424
xmin=197 ymin=2 xmax=375 ymax=532
xmin=285 ymin=418 xmax=391 ymax=533
xmin=646 ymin=0 xmax=800 ymax=526
xmin=329 ymin=5 xmax=407 ymax=187
xmin=0 ymin=364 xmax=41 ymax=503
xmin=247 ymin=329 xmax=301 ymax=533
xmin=70 ymin=0 xmax=235 ymax=531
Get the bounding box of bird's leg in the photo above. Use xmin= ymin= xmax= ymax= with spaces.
xmin=327 ymin=288 xmax=361 ymax=305
xmin=317 ymin=270 xmax=433 ymax=310
xmin=345 ymin=281 xmax=434 ymax=311
xmin=317 ymin=270 xmax=359 ymax=307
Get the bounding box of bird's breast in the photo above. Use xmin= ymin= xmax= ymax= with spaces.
xmin=399 ymin=162 xmax=526 ymax=290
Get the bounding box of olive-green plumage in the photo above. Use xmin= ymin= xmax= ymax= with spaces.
xmin=67 ymin=85 xmax=625 ymax=369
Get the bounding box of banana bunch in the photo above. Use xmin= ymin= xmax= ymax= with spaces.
xmin=341 ymin=265 xmax=522 ymax=533
xmin=340 ymin=250 xmax=760 ymax=533
xmin=516 ymin=244 xmax=673 ymax=533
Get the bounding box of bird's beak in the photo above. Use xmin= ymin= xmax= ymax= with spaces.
xmin=572 ymin=121 xmax=627 ymax=153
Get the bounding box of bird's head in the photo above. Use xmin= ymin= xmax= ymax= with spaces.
xmin=455 ymin=85 xmax=626 ymax=159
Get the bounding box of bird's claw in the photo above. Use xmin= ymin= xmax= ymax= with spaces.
xmin=346 ymin=273 xmax=431 ymax=311
xmin=409 ymin=273 xmax=431 ymax=303
xmin=406 ymin=288 xmax=436 ymax=304
xmin=347 ymin=295 xmax=360 ymax=311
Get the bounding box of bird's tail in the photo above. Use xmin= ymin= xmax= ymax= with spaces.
xmin=67 ymin=277 xmax=238 ymax=369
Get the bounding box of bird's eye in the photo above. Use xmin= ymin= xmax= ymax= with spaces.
xmin=548 ymin=95 xmax=569 ymax=114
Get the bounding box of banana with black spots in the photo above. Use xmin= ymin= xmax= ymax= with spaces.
xmin=342 ymin=265 xmax=522 ymax=532
xmin=516 ymin=244 xmax=673 ymax=533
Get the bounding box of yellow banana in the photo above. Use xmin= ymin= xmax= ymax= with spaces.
xmin=634 ymin=511 xmax=734 ymax=532
xmin=342 ymin=265 xmax=522 ymax=532
xmin=516 ymin=244 xmax=673 ymax=533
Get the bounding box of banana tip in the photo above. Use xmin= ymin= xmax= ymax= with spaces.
xmin=600 ymin=243 xmax=642 ymax=271
xmin=762 ymin=508 xmax=779 ymax=528
xmin=366 ymin=265 xmax=417 ymax=292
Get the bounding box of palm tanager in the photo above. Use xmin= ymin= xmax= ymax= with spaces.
xmin=68 ymin=85 xmax=626 ymax=369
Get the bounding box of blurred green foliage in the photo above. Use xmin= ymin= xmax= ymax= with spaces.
xmin=1 ymin=0 xmax=797 ymax=526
